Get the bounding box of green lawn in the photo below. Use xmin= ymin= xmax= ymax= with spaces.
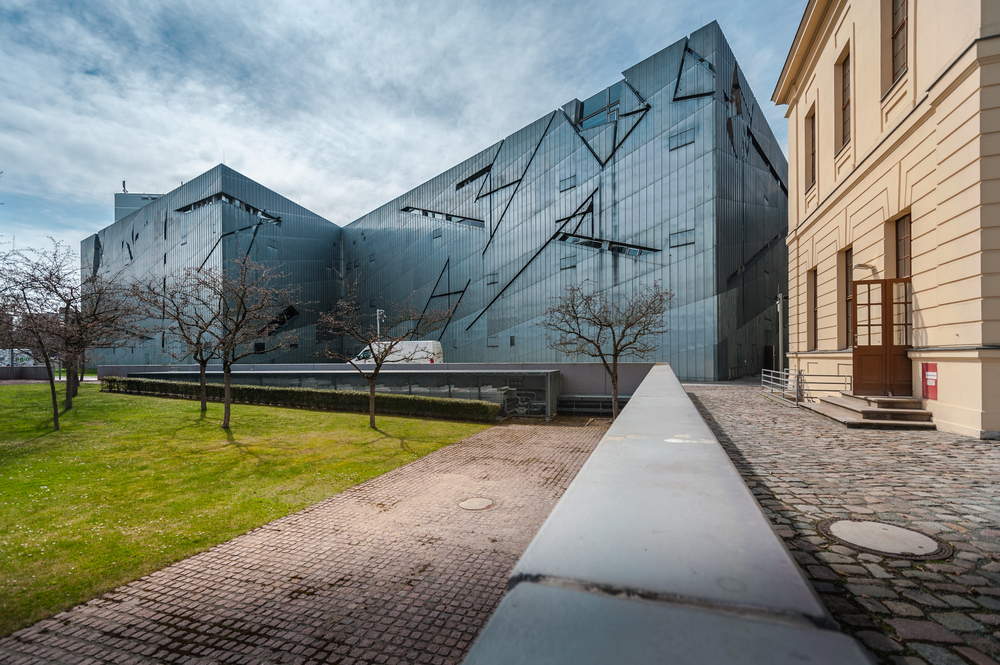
xmin=0 ymin=383 xmax=488 ymax=636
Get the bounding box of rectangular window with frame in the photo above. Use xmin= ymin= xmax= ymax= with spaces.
xmin=896 ymin=215 xmax=911 ymax=278
xmin=892 ymin=0 xmax=907 ymax=82
xmin=809 ymin=268 xmax=819 ymax=351
xmin=806 ymin=110 xmax=817 ymax=189
xmin=841 ymin=54 xmax=851 ymax=148
xmin=844 ymin=248 xmax=853 ymax=348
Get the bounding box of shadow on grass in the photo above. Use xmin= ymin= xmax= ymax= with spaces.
xmin=398 ymin=438 xmax=416 ymax=454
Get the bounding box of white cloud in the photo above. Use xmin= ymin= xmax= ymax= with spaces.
xmin=0 ymin=0 xmax=805 ymax=252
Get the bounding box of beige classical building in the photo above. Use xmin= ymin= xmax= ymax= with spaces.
xmin=773 ymin=0 xmax=1000 ymax=438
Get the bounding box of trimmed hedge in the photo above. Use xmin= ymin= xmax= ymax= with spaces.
xmin=101 ymin=376 xmax=501 ymax=422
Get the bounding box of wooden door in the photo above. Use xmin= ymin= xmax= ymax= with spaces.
xmin=887 ymin=278 xmax=913 ymax=396
xmin=852 ymin=279 xmax=913 ymax=396
xmin=853 ymin=281 xmax=886 ymax=395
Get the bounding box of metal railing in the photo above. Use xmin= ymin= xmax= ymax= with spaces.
xmin=761 ymin=369 xmax=853 ymax=405
xmin=762 ymin=368 xmax=801 ymax=404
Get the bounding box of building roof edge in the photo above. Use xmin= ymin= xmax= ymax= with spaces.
xmin=772 ymin=0 xmax=828 ymax=105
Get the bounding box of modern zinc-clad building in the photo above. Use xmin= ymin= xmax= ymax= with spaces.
xmin=82 ymin=164 xmax=342 ymax=366
xmin=341 ymin=21 xmax=789 ymax=380
xmin=84 ymin=22 xmax=788 ymax=381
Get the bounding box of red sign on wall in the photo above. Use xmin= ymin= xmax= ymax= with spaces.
xmin=922 ymin=363 xmax=938 ymax=400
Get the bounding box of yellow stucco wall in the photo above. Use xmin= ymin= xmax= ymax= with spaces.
xmin=775 ymin=0 xmax=1000 ymax=438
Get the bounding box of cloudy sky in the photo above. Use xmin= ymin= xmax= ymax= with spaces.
xmin=0 ymin=0 xmax=805 ymax=253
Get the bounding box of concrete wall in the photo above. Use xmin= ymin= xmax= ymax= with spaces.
xmin=773 ymin=0 xmax=1000 ymax=437
xmin=97 ymin=362 xmax=654 ymax=397
xmin=462 ymin=364 xmax=870 ymax=664
xmin=0 ymin=366 xmax=49 ymax=381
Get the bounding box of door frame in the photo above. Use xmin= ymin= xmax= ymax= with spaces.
xmin=852 ymin=278 xmax=913 ymax=396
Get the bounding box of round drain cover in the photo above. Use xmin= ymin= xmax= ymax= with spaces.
xmin=458 ymin=497 xmax=494 ymax=510
xmin=818 ymin=518 xmax=952 ymax=560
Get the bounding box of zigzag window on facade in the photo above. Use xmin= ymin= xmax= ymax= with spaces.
xmin=401 ymin=206 xmax=485 ymax=229
xmin=669 ymin=230 xmax=695 ymax=248
xmin=555 ymin=232 xmax=657 ymax=257
xmin=670 ymin=229 xmax=694 ymax=247
xmin=577 ymin=81 xmax=623 ymax=130
xmin=669 ymin=129 xmax=695 ymax=151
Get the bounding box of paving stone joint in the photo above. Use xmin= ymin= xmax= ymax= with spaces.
xmin=687 ymin=384 xmax=1000 ymax=665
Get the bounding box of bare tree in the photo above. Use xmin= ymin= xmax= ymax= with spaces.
xmin=2 ymin=241 xmax=76 ymax=429
xmin=0 ymin=308 xmax=14 ymax=375
xmin=134 ymin=268 xmax=221 ymax=412
xmin=0 ymin=239 xmax=144 ymax=430
xmin=0 ymin=243 xmax=16 ymax=376
xmin=205 ymin=255 xmax=300 ymax=429
xmin=319 ymin=277 xmax=454 ymax=429
xmin=69 ymin=268 xmax=146 ymax=399
xmin=540 ymin=280 xmax=673 ymax=420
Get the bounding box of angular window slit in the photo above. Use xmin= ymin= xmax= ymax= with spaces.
xmin=401 ymin=206 xmax=485 ymax=229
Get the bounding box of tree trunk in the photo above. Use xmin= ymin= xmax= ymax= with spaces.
xmin=222 ymin=360 xmax=232 ymax=429
xmin=43 ymin=355 xmax=60 ymax=431
xmin=368 ymin=377 xmax=377 ymax=429
xmin=198 ymin=361 xmax=208 ymax=412
xmin=65 ymin=357 xmax=74 ymax=411
xmin=68 ymin=355 xmax=79 ymax=398
xmin=610 ymin=358 xmax=619 ymax=421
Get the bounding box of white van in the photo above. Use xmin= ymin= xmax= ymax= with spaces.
xmin=351 ymin=340 xmax=445 ymax=364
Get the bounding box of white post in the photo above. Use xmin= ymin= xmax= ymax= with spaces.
xmin=376 ymin=309 xmax=384 ymax=338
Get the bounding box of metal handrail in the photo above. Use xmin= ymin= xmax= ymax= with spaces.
xmin=762 ymin=368 xmax=800 ymax=404
xmin=761 ymin=369 xmax=853 ymax=405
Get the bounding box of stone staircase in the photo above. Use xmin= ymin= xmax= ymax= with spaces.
xmin=807 ymin=392 xmax=936 ymax=430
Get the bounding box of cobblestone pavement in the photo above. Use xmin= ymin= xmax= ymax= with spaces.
xmin=0 ymin=423 xmax=605 ymax=665
xmin=687 ymin=383 xmax=1000 ymax=665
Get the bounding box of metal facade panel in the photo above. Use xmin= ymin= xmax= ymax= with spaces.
xmin=84 ymin=165 xmax=342 ymax=367
xmin=84 ymin=22 xmax=787 ymax=381
xmin=340 ymin=23 xmax=785 ymax=380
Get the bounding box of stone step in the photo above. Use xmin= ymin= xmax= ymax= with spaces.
xmin=838 ymin=391 xmax=925 ymax=410
xmin=820 ymin=395 xmax=934 ymax=422
xmin=806 ymin=399 xmax=937 ymax=430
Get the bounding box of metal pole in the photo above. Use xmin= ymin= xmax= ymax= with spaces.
xmin=776 ymin=292 xmax=784 ymax=372
xmin=376 ymin=309 xmax=384 ymax=338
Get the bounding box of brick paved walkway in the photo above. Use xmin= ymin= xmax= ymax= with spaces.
xmin=687 ymin=383 xmax=1000 ymax=665
xmin=0 ymin=423 xmax=605 ymax=665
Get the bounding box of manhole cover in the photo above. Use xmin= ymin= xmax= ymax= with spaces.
xmin=458 ymin=497 xmax=494 ymax=510
xmin=818 ymin=518 xmax=952 ymax=560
